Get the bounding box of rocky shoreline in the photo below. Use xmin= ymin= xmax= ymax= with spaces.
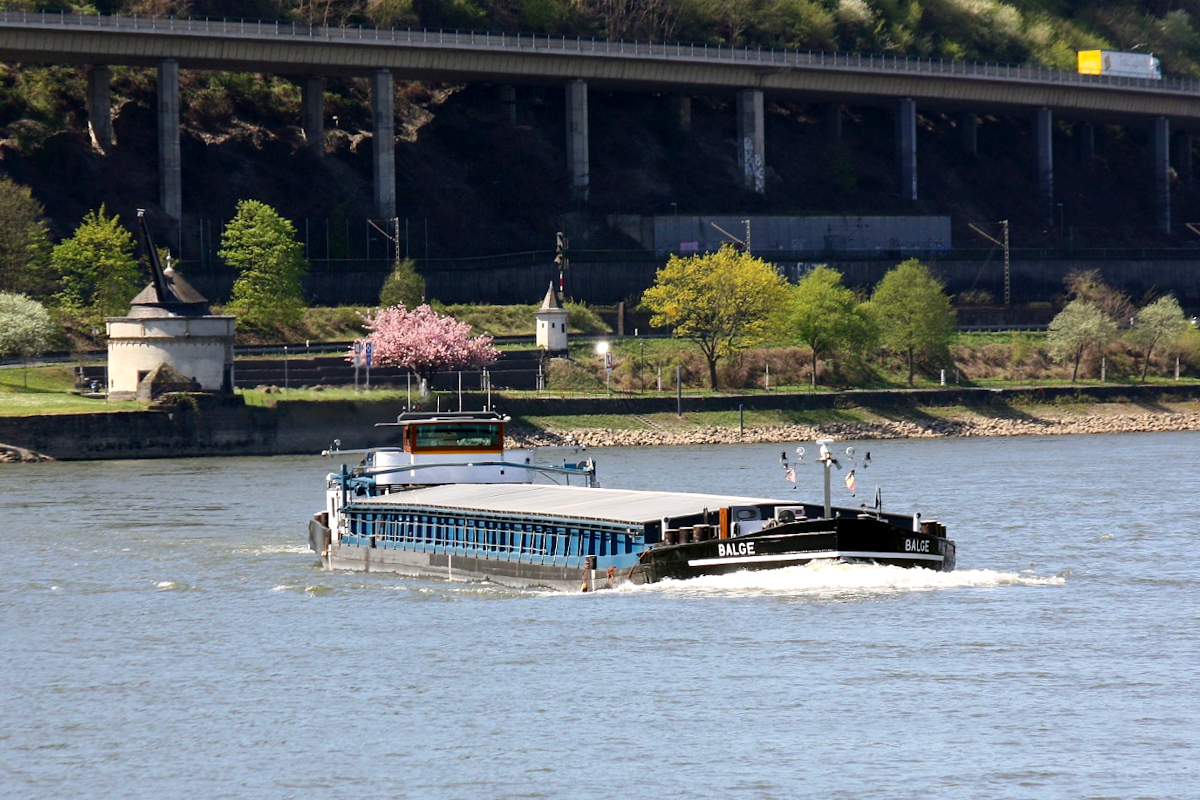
xmin=510 ymin=406 xmax=1200 ymax=448
xmin=0 ymin=443 xmax=54 ymax=463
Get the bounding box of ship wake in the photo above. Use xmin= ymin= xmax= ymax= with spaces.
xmin=617 ymin=561 xmax=1063 ymax=599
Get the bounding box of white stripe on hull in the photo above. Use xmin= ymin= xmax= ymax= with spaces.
xmin=688 ymin=550 xmax=945 ymax=567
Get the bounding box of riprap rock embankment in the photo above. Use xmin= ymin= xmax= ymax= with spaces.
xmin=511 ymin=407 xmax=1200 ymax=448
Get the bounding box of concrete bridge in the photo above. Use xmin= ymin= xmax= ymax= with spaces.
xmin=3 ymin=10 xmax=1200 ymax=232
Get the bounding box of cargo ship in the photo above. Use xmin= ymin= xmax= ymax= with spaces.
xmin=308 ymin=411 xmax=955 ymax=591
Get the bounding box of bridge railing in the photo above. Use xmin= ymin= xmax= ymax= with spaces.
xmin=2 ymin=9 xmax=1196 ymax=94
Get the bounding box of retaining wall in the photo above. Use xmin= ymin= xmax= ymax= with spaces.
xmin=2 ymin=383 xmax=1199 ymax=461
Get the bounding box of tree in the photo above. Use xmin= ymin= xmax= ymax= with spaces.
xmin=642 ymin=245 xmax=789 ymax=390
xmin=0 ymin=177 xmax=52 ymax=298
xmin=867 ymin=258 xmax=956 ymax=386
xmin=0 ymin=292 xmax=56 ymax=386
xmin=1046 ymin=300 xmax=1116 ymax=382
xmin=1064 ymin=268 xmax=1132 ymax=326
xmin=378 ymin=257 xmax=425 ymax=309
xmin=789 ymin=265 xmax=874 ymax=387
xmin=51 ymin=204 xmax=141 ymax=319
xmin=1130 ymin=295 xmax=1190 ymax=382
xmin=219 ymin=199 xmax=308 ymax=330
xmin=576 ymin=0 xmax=684 ymax=41
xmin=359 ymin=303 xmax=499 ymax=386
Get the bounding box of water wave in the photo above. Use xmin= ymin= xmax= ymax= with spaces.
xmin=154 ymin=580 xmax=203 ymax=592
xmin=272 ymin=583 xmax=339 ymax=597
xmin=232 ymin=543 xmax=313 ymax=556
xmin=615 ymin=561 xmax=1064 ymax=599
xmin=270 ymin=579 xmax=543 ymax=600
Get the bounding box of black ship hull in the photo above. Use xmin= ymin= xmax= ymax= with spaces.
xmin=633 ymin=516 xmax=955 ymax=584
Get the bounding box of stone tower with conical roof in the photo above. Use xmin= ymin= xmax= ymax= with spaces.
xmin=105 ymin=211 xmax=236 ymax=400
xmin=535 ymin=281 xmax=568 ymax=353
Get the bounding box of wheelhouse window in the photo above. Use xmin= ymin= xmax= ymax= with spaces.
xmin=408 ymin=423 xmax=503 ymax=451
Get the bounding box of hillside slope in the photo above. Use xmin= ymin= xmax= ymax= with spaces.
xmin=3 ymin=68 xmax=1200 ymax=263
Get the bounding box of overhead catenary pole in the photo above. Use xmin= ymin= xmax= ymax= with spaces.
xmin=968 ymin=220 xmax=1011 ymax=306
xmin=1003 ymin=219 xmax=1010 ymax=306
xmin=676 ymin=364 xmax=682 ymax=417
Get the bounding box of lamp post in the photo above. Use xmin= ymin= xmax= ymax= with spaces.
xmin=595 ymin=340 xmax=611 ymax=393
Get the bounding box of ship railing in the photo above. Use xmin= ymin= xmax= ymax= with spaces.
xmin=359 ymin=513 xmax=595 ymax=567
xmin=351 ymin=459 xmax=598 ymax=487
xmin=346 ymin=507 xmax=640 ymax=568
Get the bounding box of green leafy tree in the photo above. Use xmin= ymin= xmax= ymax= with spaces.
xmin=51 ymin=204 xmax=141 ymax=320
xmin=378 ymin=257 xmax=425 ymax=309
xmin=642 ymin=244 xmax=788 ymax=390
xmin=0 ymin=177 xmax=52 ymax=297
xmin=219 ymin=199 xmax=308 ymax=330
xmin=789 ymin=265 xmax=874 ymax=387
xmin=0 ymin=291 xmax=56 ymax=386
xmin=1046 ymin=300 xmax=1116 ymax=382
xmin=868 ymin=258 xmax=956 ymax=386
xmin=1131 ymin=294 xmax=1190 ymax=382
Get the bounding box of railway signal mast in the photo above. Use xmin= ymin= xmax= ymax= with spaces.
xmin=555 ymin=230 xmax=569 ymax=299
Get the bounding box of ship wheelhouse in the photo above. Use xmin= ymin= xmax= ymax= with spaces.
xmin=398 ymin=413 xmax=506 ymax=455
xmin=364 ymin=411 xmax=535 ymax=487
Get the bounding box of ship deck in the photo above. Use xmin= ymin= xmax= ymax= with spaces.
xmin=352 ymin=483 xmax=780 ymax=525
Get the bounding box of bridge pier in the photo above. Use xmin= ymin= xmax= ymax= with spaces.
xmin=567 ymin=79 xmax=589 ymax=201
xmin=737 ymin=88 xmax=765 ymax=194
xmin=157 ymin=59 xmax=181 ymax=221
xmin=302 ymin=76 xmax=324 ymax=155
xmin=87 ymin=65 xmax=111 ymax=152
xmin=668 ymin=94 xmax=691 ymax=134
xmin=1074 ymin=122 xmax=1095 ymax=168
xmin=371 ymin=69 xmax=396 ymax=219
xmin=1033 ymin=107 xmax=1053 ymax=226
xmin=959 ymin=113 xmax=977 ymax=157
xmin=1151 ymin=116 xmax=1171 ymax=233
xmin=498 ymin=85 xmax=517 ymax=124
xmin=895 ymin=97 xmax=917 ymax=200
xmin=824 ymin=104 xmax=842 ymax=143
xmin=1174 ymin=130 xmax=1193 ymax=187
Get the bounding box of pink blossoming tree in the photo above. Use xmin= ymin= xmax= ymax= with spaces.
xmin=354 ymin=304 xmax=499 ymax=385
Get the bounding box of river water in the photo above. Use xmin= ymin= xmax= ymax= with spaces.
xmin=2 ymin=432 xmax=1197 ymax=799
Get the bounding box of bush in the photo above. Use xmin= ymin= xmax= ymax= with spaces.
xmin=378 ymin=259 xmax=425 ymax=309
